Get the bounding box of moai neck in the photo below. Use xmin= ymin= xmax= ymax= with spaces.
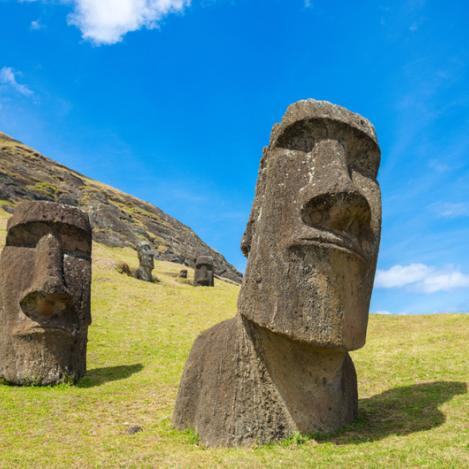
xmin=246 ymin=318 xmax=358 ymax=434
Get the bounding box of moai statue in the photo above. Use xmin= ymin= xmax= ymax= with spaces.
xmin=0 ymin=201 xmax=92 ymax=385
xmin=173 ymin=100 xmax=382 ymax=446
xmin=135 ymin=241 xmax=155 ymax=282
xmin=194 ymin=256 xmax=214 ymax=287
xmin=178 ymin=269 xmax=188 ymax=279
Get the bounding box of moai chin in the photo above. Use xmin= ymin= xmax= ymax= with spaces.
xmin=0 ymin=201 xmax=92 ymax=385
xmin=135 ymin=241 xmax=155 ymax=282
xmin=194 ymin=255 xmax=214 ymax=287
xmin=173 ymin=100 xmax=382 ymax=447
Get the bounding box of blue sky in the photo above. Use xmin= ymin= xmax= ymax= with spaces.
xmin=0 ymin=0 xmax=468 ymax=314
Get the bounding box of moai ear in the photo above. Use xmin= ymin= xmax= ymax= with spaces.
xmin=240 ymin=149 xmax=268 ymax=257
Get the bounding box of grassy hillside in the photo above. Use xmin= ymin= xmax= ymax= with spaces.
xmin=0 ymin=207 xmax=467 ymax=468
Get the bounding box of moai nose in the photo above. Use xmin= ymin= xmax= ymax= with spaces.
xmin=301 ymin=139 xmax=371 ymax=239
xmin=20 ymin=234 xmax=72 ymax=321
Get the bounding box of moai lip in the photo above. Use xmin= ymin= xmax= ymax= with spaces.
xmin=0 ymin=201 xmax=92 ymax=385
xmin=135 ymin=241 xmax=155 ymax=282
xmin=173 ymin=99 xmax=382 ymax=447
xmin=194 ymin=255 xmax=214 ymax=287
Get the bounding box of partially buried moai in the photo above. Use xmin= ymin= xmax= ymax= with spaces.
xmin=194 ymin=255 xmax=214 ymax=287
xmin=135 ymin=241 xmax=155 ymax=282
xmin=0 ymin=201 xmax=92 ymax=385
xmin=173 ymin=100 xmax=382 ymax=446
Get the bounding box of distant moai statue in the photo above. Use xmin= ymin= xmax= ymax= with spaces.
xmin=194 ymin=255 xmax=214 ymax=287
xmin=173 ymin=100 xmax=382 ymax=446
xmin=0 ymin=201 xmax=92 ymax=385
xmin=178 ymin=269 xmax=188 ymax=279
xmin=135 ymin=241 xmax=155 ymax=282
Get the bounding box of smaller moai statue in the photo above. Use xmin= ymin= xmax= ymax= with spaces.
xmin=0 ymin=201 xmax=92 ymax=385
xmin=135 ymin=241 xmax=155 ymax=282
xmin=194 ymin=255 xmax=214 ymax=287
xmin=178 ymin=269 xmax=188 ymax=279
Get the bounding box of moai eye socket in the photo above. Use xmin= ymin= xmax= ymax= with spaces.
xmin=345 ymin=131 xmax=380 ymax=180
xmin=6 ymin=222 xmax=54 ymax=248
xmin=275 ymin=121 xmax=319 ymax=152
xmin=58 ymin=225 xmax=92 ymax=260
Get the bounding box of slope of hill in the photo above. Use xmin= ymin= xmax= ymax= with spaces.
xmin=0 ymin=207 xmax=467 ymax=468
xmin=0 ymin=132 xmax=242 ymax=283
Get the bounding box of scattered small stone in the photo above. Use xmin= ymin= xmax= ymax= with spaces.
xmin=127 ymin=425 xmax=143 ymax=435
xmin=115 ymin=261 xmax=132 ymax=276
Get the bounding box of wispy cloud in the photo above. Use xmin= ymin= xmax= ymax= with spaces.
xmin=375 ymin=263 xmax=469 ymax=293
xmin=30 ymin=19 xmax=43 ymax=30
xmin=20 ymin=0 xmax=191 ymax=45
xmin=431 ymin=202 xmax=469 ymax=218
xmin=0 ymin=67 xmax=33 ymax=97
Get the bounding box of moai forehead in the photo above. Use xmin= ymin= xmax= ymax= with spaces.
xmin=138 ymin=241 xmax=152 ymax=250
xmin=238 ymin=99 xmax=382 ymax=351
xmin=268 ymin=99 xmax=379 ymax=148
xmin=6 ymin=201 xmax=92 ymax=257
xmin=8 ymin=201 xmax=91 ymax=234
xmin=196 ymin=256 xmax=214 ymax=268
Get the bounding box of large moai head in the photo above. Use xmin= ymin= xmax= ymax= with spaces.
xmin=0 ymin=201 xmax=92 ymax=385
xmin=135 ymin=241 xmax=155 ymax=282
xmin=239 ymin=100 xmax=381 ymax=350
xmin=194 ymin=255 xmax=214 ymax=287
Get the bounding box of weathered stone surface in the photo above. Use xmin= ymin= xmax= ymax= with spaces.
xmin=178 ymin=269 xmax=188 ymax=279
xmin=0 ymin=201 xmax=92 ymax=385
xmin=173 ymin=99 xmax=382 ymax=446
xmin=135 ymin=241 xmax=155 ymax=282
xmin=194 ymin=255 xmax=214 ymax=287
xmin=0 ymin=132 xmax=242 ymax=283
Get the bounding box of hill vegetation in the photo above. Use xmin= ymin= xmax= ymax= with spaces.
xmin=0 ymin=206 xmax=467 ymax=467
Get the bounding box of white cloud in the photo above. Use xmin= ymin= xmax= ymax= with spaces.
xmin=71 ymin=0 xmax=191 ymax=45
xmin=18 ymin=0 xmax=191 ymax=45
xmin=375 ymin=263 xmax=469 ymax=293
xmin=375 ymin=263 xmax=430 ymax=288
xmin=0 ymin=67 xmax=33 ymax=96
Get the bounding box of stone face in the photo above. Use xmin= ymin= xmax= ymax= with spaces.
xmin=0 ymin=201 xmax=92 ymax=385
xmin=173 ymin=100 xmax=382 ymax=446
xmin=194 ymin=255 xmax=214 ymax=287
xmin=135 ymin=241 xmax=155 ymax=282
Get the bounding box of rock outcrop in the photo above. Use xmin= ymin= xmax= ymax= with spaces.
xmin=0 ymin=132 xmax=242 ymax=283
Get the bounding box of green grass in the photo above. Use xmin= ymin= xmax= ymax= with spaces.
xmin=0 ymin=207 xmax=467 ymax=468
xmin=26 ymin=182 xmax=61 ymax=200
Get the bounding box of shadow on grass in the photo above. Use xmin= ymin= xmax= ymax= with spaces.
xmin=77 ymin=364 xmax=143 ymax=388
xmin=318 ymin=381 xmax=467 ymax=445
